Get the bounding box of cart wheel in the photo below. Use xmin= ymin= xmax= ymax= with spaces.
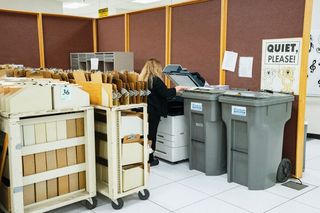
xmin=111 ymin=198 xmax=124 ymax=210
xmin=138 ymin=189 xmax=150 ymax=200
xmin=277 ymin=158 xmax=292 ymax=183
xmin=83 ymin=197 xmax=98 ymax=210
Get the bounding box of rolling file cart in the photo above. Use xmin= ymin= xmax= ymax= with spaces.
xmin=0 ymin=79 xmax=96 ymax=212
xmin=182 ymin=88 xmax=227 ymax=175
xmin=94 ymin=103 xmax=149 ymax=210
xmin=219 ymin=91 xmax=294 ymax=190
xmin=0 ymin=107 xmax=97 ymax=213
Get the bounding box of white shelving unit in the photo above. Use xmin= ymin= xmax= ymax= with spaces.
xmin=94 ymin=103 xmax=149 ymax=210
xmin=0 ymin=107 xmax=97 ymax=213
xmin=70 ymin=52 xmax=134 ymax=72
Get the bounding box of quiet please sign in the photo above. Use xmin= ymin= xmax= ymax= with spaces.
xmin=261 ymin=38 xmax=302 ymax=95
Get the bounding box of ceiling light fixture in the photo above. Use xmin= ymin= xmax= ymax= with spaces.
xmin=132 ymin=0 xmax=162 ymax=4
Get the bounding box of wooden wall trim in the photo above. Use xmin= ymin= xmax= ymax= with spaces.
xmin=37 ymin=13 xmax=45 ymax=68
xmin=165 ymin=6 xmax=172 ymax=86
xmin=219 ymin=0 xmax=228 ymax=85
xmin=125 ymin=13 xmax=130 ymax=52
xmin=295 ymin=0 xmax=313 ymax=178
xmin=93 ymin=19 xmax=97 ymax=52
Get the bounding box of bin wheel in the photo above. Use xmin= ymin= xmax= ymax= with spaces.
xmin=138 ymin=189 xmax=150 ymax=200
xmin=277 ymin=158 xmax=292 ymax=183
xmin=111 ymin=198 xmax=124 ymax=210
xmin=83 ymin=197 xmax=97 ymax=210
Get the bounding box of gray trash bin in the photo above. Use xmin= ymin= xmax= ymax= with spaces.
xmin=182 ymin=88 xmax=227 ymax=176
xmin=219 ymin=91 xmax=294 ymax=190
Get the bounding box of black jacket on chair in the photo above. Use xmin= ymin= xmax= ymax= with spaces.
xmin=147 ymin=76 xmax=176 ymax=117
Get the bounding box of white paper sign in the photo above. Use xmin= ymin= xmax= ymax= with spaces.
xmin=60 ymin=86 xmax=72 ymax=102
xmin=222 ymin=51 xmax=238 ymax=72
xmin=307 ymin=30 xmax=320 ymax=96
xmin=261 ymin=38 xmax=302 ymax=95
xmin=90 ymin=58 xmax=99 ymax=70
xmin=191 ymin=102 xmax=203 ymax=112
xmin=239 ymin=57 xmax=253 ymax=78
xmin=232 ymin=106 xmax=246 ymax=116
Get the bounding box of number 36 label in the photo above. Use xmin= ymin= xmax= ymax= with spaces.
xmin=60 ymin=87 xmax=72 ymax=101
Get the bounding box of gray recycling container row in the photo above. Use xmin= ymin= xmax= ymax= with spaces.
xmin=182 ymin=89 xmax=294 ymax=190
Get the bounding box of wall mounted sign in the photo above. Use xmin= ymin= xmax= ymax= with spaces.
xmin=261 ymin=38 xmax=302 ymax=95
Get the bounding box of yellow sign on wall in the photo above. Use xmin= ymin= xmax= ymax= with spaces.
xmin=99 ymin=8 xmax=108 ymax=18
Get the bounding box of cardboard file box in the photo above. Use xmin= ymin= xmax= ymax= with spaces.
xmin=120 ymin=113 xmax=143 ymax=138
xmin=24 ymin=184 xmax=36 ymax=205
xmin=122 ymin=165 xmax=144 ymax=192
xmin=79 ymin=172 xmax=86 ymax=189
xmin=52 ymin=84 xmax=90 ymax=110
xmin=5 ymin=85 xmax=52 ymax=114
xmin=78 ymin=82 xmax=113 ymax=107
xmin=122 ymin=142 xmax=143 ymax=166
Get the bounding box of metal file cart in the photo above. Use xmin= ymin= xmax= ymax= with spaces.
xmin=94 ymin=103 xmax=149 ymax=210
xmin=0 ymin=107 xmax=97 ymax=213
xmin=219 ymin=91 xmax=294 ymax=190
xmin=182 ymin=88 xmax=227 ymax=176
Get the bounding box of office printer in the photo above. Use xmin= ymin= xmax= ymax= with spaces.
xmin=163 ymin=64 xmax=205 ymax=87
xmin=155 ymin=65 xmax=207 ymax=162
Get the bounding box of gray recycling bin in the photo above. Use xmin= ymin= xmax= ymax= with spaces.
xmin=219 ymin=91 xmax=294 ymax=190
xmin=182 ymin=88 xmax=227 ymax=176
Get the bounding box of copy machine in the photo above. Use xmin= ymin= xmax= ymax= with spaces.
xmin=163 ymin=64 xmax=228 ymax=175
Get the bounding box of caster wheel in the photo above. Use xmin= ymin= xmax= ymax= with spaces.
xmin=83 ymin=197 xmax=98 ymax=210
xmin=138 ymin=189 xmax=150 ymax=200
xmin=112 ymin=198 xmax=124 ymax=210
xmin=277 ymin=158 xmax=292 ymax=183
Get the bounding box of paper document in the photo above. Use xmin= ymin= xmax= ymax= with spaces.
xmin=222 ymin=51 xmax=238 ymax=72
xmin=90 ymin=58 xmax=99 ymax=70
xmin=238 ymin=57 xmax=253 ymax=78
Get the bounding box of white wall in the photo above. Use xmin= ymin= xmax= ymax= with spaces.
xmin=0 ymin=0 xmax=63 ymax=14
xmin=306 ymin=0 xmax=320 ymax=135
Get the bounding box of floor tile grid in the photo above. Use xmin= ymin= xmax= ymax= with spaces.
xmin=264 ymin=186 xmax=320 ymax=212
xmin=151 ymin=157 xmax=320 ymax=213
xmin=211 ymin=178 xmax=320 ymax=213
xmin=149 ymin=161 xmax=310 ymax=213
xmin=148 ymin=170 xmax=206 ymax=212
xmin=171 ymin=186 xmax=250 ymax=213
xmin=147 ymin=163 xmax=229 ymax=212
xmin=152 ymin=164 xmax=250 ymax=212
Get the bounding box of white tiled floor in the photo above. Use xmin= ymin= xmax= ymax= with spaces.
xmin=51 ymin=139 xmax=320 ymax=213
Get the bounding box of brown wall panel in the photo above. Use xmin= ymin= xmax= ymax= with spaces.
xmin=226 ymin=0 xmax=305 ymax=90
xmin=226 ymin=0 xmax=305 ymax=173
xmin=171 ymin=0 xmax=221 ymax=84
xmin=0 ymin=12 xmax=40 ymax=67
xmin=98 ymin=15 xmax=125 ymax=52
xmin=129 ymin=9 xmax=166 ymax=72
xmin=283 ymin=96 xmax=299 ymax=172
xmin=42 ymin=16 xmax=93 ymax=69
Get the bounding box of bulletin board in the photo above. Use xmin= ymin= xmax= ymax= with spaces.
xmin=226 ymin=0 xmax=305 ymax=90
xmin=226 ymin=0 xmax=306 ymax=171
xmin=129 ymin=8 xmax=166 ymax=72
xmin=0 ymin=11 xmax=40 ymax=67
xmin=42 ymin=15 xmax=94 ymax=69
xmin=171 ymin=0 xmax=221 ymax=85
xmin=97 ymin=15 xmax=125 ymax=52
